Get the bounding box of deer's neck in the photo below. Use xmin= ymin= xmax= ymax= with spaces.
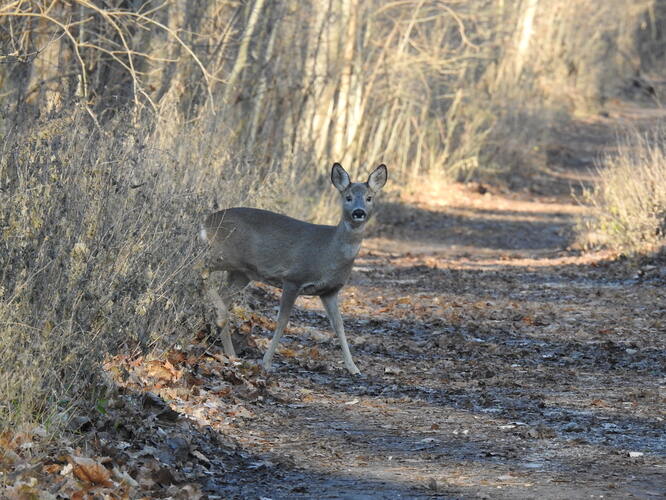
xmin=334 ymin=219 xmax=365 ymax=261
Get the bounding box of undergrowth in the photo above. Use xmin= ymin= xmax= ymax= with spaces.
xmin=2 ymin=0 xmax=665 ymax=439
xmin=0 ymin=107 xmax=295 ymax=432
xmin=580 ymin=129 xmax=666 ymax=255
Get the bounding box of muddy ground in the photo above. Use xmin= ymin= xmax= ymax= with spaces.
xmin=3 ymin=105 xmax=665 ymax=499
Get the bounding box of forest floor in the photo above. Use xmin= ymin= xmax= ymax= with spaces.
xmin=2 ymin=103 xmax=665 ymax=499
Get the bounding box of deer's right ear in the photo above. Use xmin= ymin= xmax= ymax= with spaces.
xmin=331 ymin=163 xmax=351 ymax=192
xmin=368 ymin=164 xmax=388 ymax=191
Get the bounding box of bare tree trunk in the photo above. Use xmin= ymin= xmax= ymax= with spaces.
xmin=514 ymin=0 xmax=539 ymax=76
xmin=247 ymin=3 xmax=279 ymax=152
xmin=222 ymin=0 xmax=267 ymax=105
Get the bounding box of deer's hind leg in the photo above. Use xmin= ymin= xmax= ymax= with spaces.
xmin=204 ymin=270 xmax=250 ymax=357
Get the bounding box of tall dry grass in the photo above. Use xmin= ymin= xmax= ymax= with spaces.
xmin=580 ymin=130 xmax=666 ymax=254
xmin=0 ymin=0 xmax=494 ymax=437
xmin=0 ymin=106 xmax=299 ymax=431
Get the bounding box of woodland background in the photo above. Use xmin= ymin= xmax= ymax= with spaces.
xmin=1 ymin=0 xmax=665 ymax=465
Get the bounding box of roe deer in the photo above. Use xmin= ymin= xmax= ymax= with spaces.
xmin=200 ymin=163 xmax=388 ymax=375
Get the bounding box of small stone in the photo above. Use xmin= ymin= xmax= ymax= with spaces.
xmin=384 ymin=366 xmax=402 ymax=375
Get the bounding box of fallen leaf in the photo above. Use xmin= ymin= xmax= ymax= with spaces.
xmin=113 ymin=467 xmax=139 ymax=488
xmin=43 ymin=463 xmax=62 ymax=474
xmin=69 ymin=456 xmax=113 ymax=486
xmin=145 ymin=360 xmax=176 ymax=381
xmin=191 ymin=449 xmax=210 ymax=463
xmin=228 ymin=405 xmax=255 ymax=418
xmin=279 ymin=347 xmax=297 ymax=358
xmin=167 ymin=350 xmax=187 ymax=365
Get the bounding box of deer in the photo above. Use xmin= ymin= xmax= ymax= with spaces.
xmin=199 ymin=163 xmax=388 ymax=375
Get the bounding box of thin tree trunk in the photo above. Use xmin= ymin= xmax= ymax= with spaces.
xmin=222 ymin=0 xmax=267 ymax=105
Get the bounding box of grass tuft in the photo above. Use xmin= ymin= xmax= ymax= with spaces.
xmin=579 ymin=129 xmax=666 ymax=255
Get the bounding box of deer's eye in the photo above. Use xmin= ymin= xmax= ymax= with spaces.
xmin=346 ymin=196 xmax=352 ymax=202
xmin=366 ymin=196 xmax=373 ymax=202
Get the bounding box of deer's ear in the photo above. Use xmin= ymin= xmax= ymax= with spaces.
xmin=331 ymin=163 xmax=351 ymax=192
xmin=368 ymin=164 xmax=387 ymax=191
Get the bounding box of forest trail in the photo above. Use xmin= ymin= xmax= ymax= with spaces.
xmin=34 ymin=105 xmax=663 ymax=499
xmin=6 ymin=3 xmax=666 ymax=498
xmin=214 ymin=104 xmax=664 ymax=499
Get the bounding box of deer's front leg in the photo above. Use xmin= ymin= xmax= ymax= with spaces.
xmin=263 ymin=282 xmax=299 ymax=371
xmin=320 ymin=291 xmax=361 ymax=375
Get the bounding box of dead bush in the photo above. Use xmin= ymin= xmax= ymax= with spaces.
xmin=579 ymin=129 xmax=666 ymax=254
xmin=0 ymin=107 xmax=288 ymax=431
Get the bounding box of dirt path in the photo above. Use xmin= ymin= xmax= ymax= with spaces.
xmin=203 ymin=191 xmax=662 ymax=499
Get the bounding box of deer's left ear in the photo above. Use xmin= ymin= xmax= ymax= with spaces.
xmin=368 ymin=164 xmax=388 ymax=191
xmin=331 ymin=163 xmax=351 ymax=192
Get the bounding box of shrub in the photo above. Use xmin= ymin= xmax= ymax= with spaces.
xmin=580 ymin=129 xmax=666 ymax=254
xmin=0 ymin=107 xmax=282 ymax=431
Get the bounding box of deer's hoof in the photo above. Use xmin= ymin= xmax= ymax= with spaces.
xmin=262 ymin=355 xmax=274 ymax=371
xmin=347 ymin=365 xmax=361 ymax=376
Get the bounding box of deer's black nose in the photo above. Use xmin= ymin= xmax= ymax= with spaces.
xmin=352 ymin=209 xmax=367 ymax=220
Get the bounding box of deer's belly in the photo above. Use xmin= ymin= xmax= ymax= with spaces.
xmin=300 ymin=281 xmax=345 ymax=296
xmin=238 ymin=265 xmax=282 ymax=288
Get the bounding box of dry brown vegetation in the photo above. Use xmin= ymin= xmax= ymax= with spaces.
xmin=0 ymin=0 xmax=502 ymax=432
xmin=1 ymin=109 xmax=236 ymax=431
xmin=580 ymin=129 xmax=666 ymax=254
xmin=0 ymin=0 xmax=665 ymax=498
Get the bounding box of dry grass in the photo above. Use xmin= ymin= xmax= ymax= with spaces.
xmin=0 ymin=107 xmax=294 ymax=432
xmin=580 ymin=129 xmax=666 ymax=254
xmin=0 ymin=0 xmax=496 ymax=186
